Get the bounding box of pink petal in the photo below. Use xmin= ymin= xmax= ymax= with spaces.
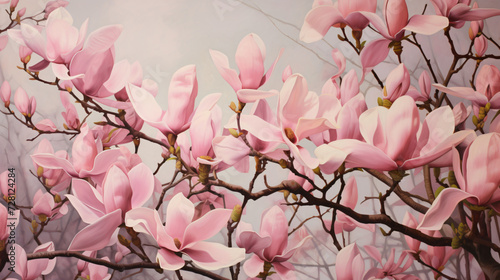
xmin=260 ymin=48 xmax=283 ymax=87
xmin=35 ymin=119 xmax=57 ymax=132
xmin=129 ymin=163 xmax=154 ymax=209
xmin=29 ymin=59 xmax=51 ymax=72
xmin=209 ymin=49 xmax=242 ymax=92
xmin=433 ymin=84 xmax=487 ymax=105
xmin=364 ymin=245 xmax=383 ymax=264
xmin=157 ymin=248 xmax=185 ymax=271
xmin=273 ymin=262 xmax=296 ymax=280
xmin=126 ymin=84 xmax=167 ymax=131
xmin=331 ymin=49 xmax=346 ymax=80
xmin=0 ymin=34 xmax=8 ymax=51
xmin=404 ymin=15 xmax=449 ymax=35
xmin=67 ymin=178 xmax=106 ymax=223
xmin=243 ymin=254 xmax=265 ymax=277
xmin=103 ymin=60 xmax=131 ymax=93
xmin=327 ymin=139 xmax=398 ymax=170
xmin=336 ymin=243 xmax=363 ymax=280
xmin=125 ymin=207 xmax=176 ymax=251
xmin=31 ymin=153 xmax=78 ymax=177
xmin=81 ymin=148 xmax=124 ymax=177
xmin=384 ymin=0 xmax=408 ymax=37
xmin=300 ymin=5 xmax=345 ymax=43
xmin=183 ymin=241 xmax=246 ymax=270
xmin=236 ymin=33 xmax=265 ymax=89
xmin=295 ymin=117 xmax=336 ymax=141
xmin=182 ymin=208 xmax=231 ymax=247
xmin=360 ymin=38 xmax=391 ymax=78
xmin=68 ymin=209 xmax=122 ymax=251
xmin=165 ymin=193 xmax=194 ymax=240
xmin=19 ymin=24 xmax=47 ymax=60
xmin=52 ymin=63 xmax=84 ymax=80
xmin=235 ymin=221 xmax=272 ymax=254
xmin=315 ymin=144 xmax=348 ymax=174
xmin=260 ymin=206 xmax=288 ymax=261
xmin=236 ymin=89 xmax=278 ymax=103
xmin=165 ymin=64 xmax=198 ymax=134
xmin=418 ymin=188 xmax=475 ymax=231
xmin=103 ymin=165 xmax=131 ymax=214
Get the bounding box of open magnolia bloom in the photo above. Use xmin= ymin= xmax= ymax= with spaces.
xmin=419 ymin=133 xmax=500 ymax=231
xmin=236 ymin=206 xmax=311 ymax=279
xmin=210 ymin=33 xmax=282 ymax=103
xmin=315 ymin=96 xmax=474 ymax=172
xmin=125 ymin=193 xmax=245 ymax=270
xmin=300 ymin=0 xmax=377 ymax=43
xmin=430 ymin=0 xmax=500 ymax=28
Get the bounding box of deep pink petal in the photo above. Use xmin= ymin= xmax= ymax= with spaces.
xmin=326 ymin=139 xmax=398 ymax=170
xmin=68 ymin=209 xmax=122 ymax=251
xmin=433 ymin=84 xmax=487 ymax=105
xmin=360 ymin=38 xmax=391 ymax=78
xmin=235 ymin=221 xmax=272 ymax=254
xmin=384 ymin=0 xmax=408 ymax=37
xmin=103 ymin=165 xmax=131 ymax=213
xmin=260 ymin=206 xmax=288 ymax=260
xmin=166 ymin=65 xmax=198 ymax=134
xmin=68 ymin=178 xmax=106 ymax=223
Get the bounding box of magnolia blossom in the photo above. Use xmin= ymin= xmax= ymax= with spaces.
xmin=359 ymin=0 xmax=448 ymax=74
xmin=0 ymin=80 xmax=10 ymax=106
xmin=236 ymin=206 xmax=311 ymax=279
xmin=419 ymin=133 xmax=500 ymax=230
xmin=300 ymin=0 xmax=377 ymax=43
xmin=126 ymin=193 xmax=245 ymax=270
xmin=14 ymin=87 xmax=36 ymax=117
xmin=8 ymin=7 xmax=88 ymax=68
xmin=210 ymin=33 xmax=282 ymax=103
xmin=364 ymin=246 xmax=418 ymax=280
xmin=66 ymin=162 xmax=154 ymax=251
xmin=335 ymin=243 xmax=365 ymax=280
xmin=13 ymin=242 xmax=56 ymax=280
xmin=316 ymin=96 xmax=473 ymax=172
xmin=435 ymin=64 xmax=500 ymax=113
xmin=31 ymin=190 xmax=68 ymax=221
xmin=407 ymin=71 xmax=432 ymax=102
xmin=382 ymin=64 xmax=410 ymax=103
xmin=31 ymin=123 xmax=123 ymax=183
xmin=431 ymin=0 xmax=500 ymax=28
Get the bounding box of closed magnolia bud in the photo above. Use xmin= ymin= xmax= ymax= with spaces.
xmin=0 ymin=81 xmax=11 ymax=107
xmin=16 ymin=7 xmax=26 ymax=18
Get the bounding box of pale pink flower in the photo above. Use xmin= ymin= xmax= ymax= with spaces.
xmin=44 ymin=0 xmax=69 ymax=18
xmin=14 ymin=87 xmax=36 ymax=117
xmin=66 ymin=162 xmax=154 ymax=251
xmin=434 ymin=64 xmax=500 ymax=113
xmin=431 ymin=0 xmax=500 ymax=28
xmin=408 ymin=71 xmax=432 ymax=102
xmin=31 ymin=189 xmax=68 ymax=220
xmin=35 ymin=119 xmax=57 ymax=132
xmin=474 ymin=35 xmax=488 ymax=57
xmin=335 ymin=243 xmax=365 ymax=280
xmin=419 ymin=133 xmax=500 ymax=230
xmin=13 ymin=242 xmax=56 ymax=280
xmin=236 ymin=206 xmax=311 ymax=279
xmin=126 ymin=193 xmax=245 ymax=270
xmin=300 ymin=0 xmax=377 ymax=43
xmin=1 ymin=80 xmax=11 ymax=107
xmin=315 ymin=96 xmax=473 ymax=172
xmin=60 ymin=92 xmax=80 ymax=130
xmin=19 ymin=45 xmax=32 ymax=64
xmin=364 ymin=246 xmax=418 ymax=280
xmin=127 ymin=65 xmax=203 ymax=136
xmin=210 ymin=33 xmax=282 ymax=103
xmin=31 ymin=138 xmax=71 ymax=192
xmin=383 ymin=64 xmax=411 ymax=102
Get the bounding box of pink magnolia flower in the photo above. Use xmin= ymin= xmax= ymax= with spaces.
xmin=31 ymin=138 xmax=71 ymax=192
xmin=210 ymin=33 xmax=282 ymax=103
xmin=420 ymin=232 xmax=459 ymax=277
xmin=1 ymin=80 xmax=11 ymax=107
xmin=14 ymin=87 xmax=36 ymax=117
xmin=300 ymin=0 xmax=377 ymax=43
xmin=13 ymin=242 xmax=56 ymax=280
xmin=431 ymin=0 xmax=500 ymax=28
xmin=44 ymin=0 xmax=69 ymax=18
xmin=79 ymin=257 xmax=112 ymax=280
xmin=236 ymin=206 xmax=311 ymax=279
xmin=364 ymin=246 xmax=418 ymax=280
xmin=0 ymin=171 xmax=16 ymax=202
xmin=60 ymin=92 xmax=80 ymax=130
xmin=335 ymin=243 xmax=365 ymax=280
xmin=435 ymin=64 xmax=500 ymax=114
xmin=407 ymin=71 xmax=432 ymax=102
xmin=8 ymin=7 xmax=88 ymax=68
xmin=127 ymin=65 xmax=202 ymax=137
xmin=125 ymin=193 xmax=245 ymax=270
xmin=468 ymin=3 xmax=484 ymax=39
xmin=31 ymin=123 xmax=123 ymax=182
xmin=35 ymin=119 xmax=57 ymax=132
xmin=66 ymin=162 xmax=154 ymax=251
xmin=31 ymin=190 xmax=68 ymax=221
xmin=474 ymin=35 xmax=488 ymax=57
xmin=315 ymin=96 xmax=473 ymax=172
xmin=418 ymin=133 xmax=500 ymax=231
xmin=382 ymin=64 xmax=411 ymax=103
xmin=19 ymin=45 xmax=32 ymax=64
xmin=325 ymin=177 xmax=375 ymax=234
xmin=359 ymin=0 xmax=448 ymax=74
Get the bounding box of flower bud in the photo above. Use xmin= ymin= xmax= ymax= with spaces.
xmin=282 ymin=65 xmax=292 ymax=83
xmin=1 ymin=81 xmax=11 ymax=107
xmin=19 ymin=45 xmax=32 ymax=64
xmin=474 ymin=35 xmax=487 ymax=57
xmin=14 ymin=87 xmax=36 ymax=117
xmin=31 ymin=219 xmax=38 ymax=231
xmin=10 ymin=0 xmax=18 ymax=11
xmin=383 ymin=63 xmax=410 ymax=102
xmin=16 ymin=7 xmax=25 ymax=18
xmin=231 ymin=204 xmax=242 ymax=222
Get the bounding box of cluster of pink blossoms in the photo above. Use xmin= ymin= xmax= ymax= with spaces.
xmin=1 ymin=0 xmax=500 ymax=279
